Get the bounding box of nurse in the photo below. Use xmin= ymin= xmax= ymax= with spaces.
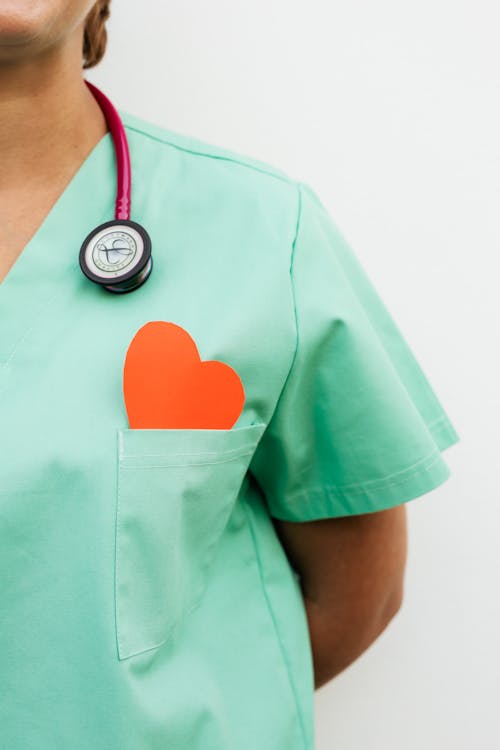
xmin=0 ymin=2 xmax=459 ymax=749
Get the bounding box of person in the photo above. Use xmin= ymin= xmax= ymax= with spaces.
xmin=0 ymin=2 xmax=460 ymax=749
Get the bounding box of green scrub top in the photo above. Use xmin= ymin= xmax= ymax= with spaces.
xmin=0 ymin=110 xmax=459 ymax=749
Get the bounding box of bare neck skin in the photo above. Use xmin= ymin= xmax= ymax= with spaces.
xmin=0 ymin=24 xmax=108 ymax=282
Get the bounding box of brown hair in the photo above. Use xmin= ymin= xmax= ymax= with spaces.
xmin=82 ymin=1 xmax=111 ymax=69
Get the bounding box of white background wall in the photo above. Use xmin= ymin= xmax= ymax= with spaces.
xmin=88 ymin=2 xmax=499 ymax=747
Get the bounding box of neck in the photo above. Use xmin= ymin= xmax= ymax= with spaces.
xmin=0 ymin=29 xmax=108 ymax=191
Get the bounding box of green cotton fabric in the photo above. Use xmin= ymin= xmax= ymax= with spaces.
xmin=0 ymin=109 xmax=459 ymax=749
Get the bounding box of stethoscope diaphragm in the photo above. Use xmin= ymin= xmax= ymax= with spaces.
xmin=79 ymin=219 xmax=152 ymax=294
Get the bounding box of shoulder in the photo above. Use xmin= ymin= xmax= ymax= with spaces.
xmin=120 ymin=109 xmax=293 ymax=184
xmin=119 ymin=109 xmax=302 ymax=214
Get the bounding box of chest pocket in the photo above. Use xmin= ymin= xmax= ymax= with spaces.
xmin=115 ymin=422 xmax=266 ymax=660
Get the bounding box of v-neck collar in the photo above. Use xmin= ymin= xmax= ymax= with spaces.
xmin=0 ymin=124 xmax=116 ymax=365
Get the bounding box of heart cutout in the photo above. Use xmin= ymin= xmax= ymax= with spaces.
xmin=123 ymin=321 xmax=245 ymax=429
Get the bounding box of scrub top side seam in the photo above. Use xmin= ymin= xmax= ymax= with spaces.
xmin=241 ymin=500 xmax=312 ymax=750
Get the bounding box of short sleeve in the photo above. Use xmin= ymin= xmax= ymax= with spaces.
xmin=248 ymin=181 xmax=460 ymax=522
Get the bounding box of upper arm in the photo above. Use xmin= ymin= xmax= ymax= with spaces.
xmin=272 ymin=505 xmax=408 ymax=615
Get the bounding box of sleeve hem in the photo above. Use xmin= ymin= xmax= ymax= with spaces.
xmin=426 ymin=414 xmax=460 ymax=453
xmin=266 ymin=449 xmax=453 ymax=522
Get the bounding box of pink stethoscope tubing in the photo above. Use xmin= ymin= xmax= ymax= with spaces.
xmin=84 ymin=79 xmax=131 ymax=221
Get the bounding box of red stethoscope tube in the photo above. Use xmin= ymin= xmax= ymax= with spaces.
xmin=84 ymin=79 xmax=131 ymax=221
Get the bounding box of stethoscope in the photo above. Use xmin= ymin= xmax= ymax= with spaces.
xmin=79 ymin=80 xmax=153 ymax=294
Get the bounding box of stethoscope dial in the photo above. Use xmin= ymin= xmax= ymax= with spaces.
xmin=79 ymin=219 xmax=153 ymax=294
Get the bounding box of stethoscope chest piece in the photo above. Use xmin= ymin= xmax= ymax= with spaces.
xmin=79 ymin=219 xmax=152 ymax=294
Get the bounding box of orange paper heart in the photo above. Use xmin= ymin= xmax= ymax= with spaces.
xmin=123 ymin=321 xmax=245 ymax=429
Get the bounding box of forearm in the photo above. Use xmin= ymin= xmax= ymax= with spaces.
xmin=304 ymin=585 xmax=403 ymax=690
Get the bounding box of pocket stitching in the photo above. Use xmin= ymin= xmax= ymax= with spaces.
xmin=118 ymin=446 xmax=256 ymax=469
xmin=117 ymin=587 xmax=207 ymax=661
xmin=118 ymin=425 xmax=266 ymax=463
